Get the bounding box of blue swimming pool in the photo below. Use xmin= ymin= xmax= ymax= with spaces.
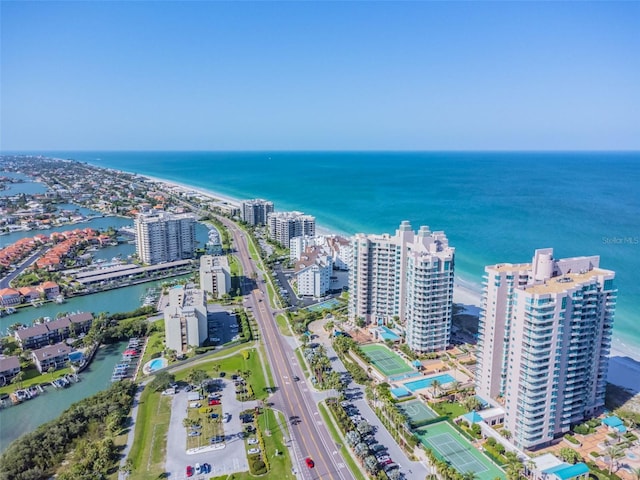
xmin=148 ymin=358 xmax=168 ymax=372
xmin=404 ymin=374 xmax=455 ymax=392
xmin=379 ymin=326 xmax=401 ymax=341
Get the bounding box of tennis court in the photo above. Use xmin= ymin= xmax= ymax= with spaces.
xmin=398 ymin=400 xmax=438 ymax=424
xmin=415 ymin=421 xmax=505 ymax=480
xmin=360 ymin=344 xmax=413 ymax=377
xmin=306 ymin=298 xmax=342 ymax=312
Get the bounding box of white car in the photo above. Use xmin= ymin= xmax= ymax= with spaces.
xmin=195 ymin=463 xmax=202 ymax=474
xmin=247 ymin=448 xmax=261 ymax=455
xmin=247 ymin=438 xmax=259 ymax=445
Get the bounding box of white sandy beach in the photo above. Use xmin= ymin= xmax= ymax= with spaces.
xmin=137 ymin=171 xmax=640 ymax=392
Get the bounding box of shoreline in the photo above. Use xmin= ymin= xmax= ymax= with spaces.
xmin=101 ymin=163 xmax=640 ymax=389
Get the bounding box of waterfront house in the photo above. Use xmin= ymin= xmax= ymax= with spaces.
xmin=15 ymin=323 xmax=51 ymax=350
xmin=67 ymin=312 xmax=93 ymax=335
xmin=32 ymin=343 xmax=73 ymax=373
xmin=36 ymin=281 xmax=60 ymax=299
xmin=18 ymin=286 xmax=40 ymax=302
xmin=0 ymin=288 xmax=21 ymax=306
xmin=0 ymin=355 xmax=21 ymax=385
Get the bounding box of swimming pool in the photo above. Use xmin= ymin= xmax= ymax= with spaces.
xmin=379 ymin=326 xmax=401 ymax=341
xmin=404 ymin=373 xmax=455 ymax=392
xmin=143 ymin=357 xmax=168 ymax=375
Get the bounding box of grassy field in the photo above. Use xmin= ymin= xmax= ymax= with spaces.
xmin=128 ymin=387 xmax=172 ymax=480
xmin=185 ymin=404 xmax=224 ymax=450
xmin=136 ymin=331 xmax=165 ymax=380
xmin=430 ymin=400 xmax=468 ymax=418
xmin=318 ymin=401 xmax=367 ymax=480
xmin=0 ymin=363 xmax=73 ymax=395
xmin=275 ymin=314 xmax=292 ymax=336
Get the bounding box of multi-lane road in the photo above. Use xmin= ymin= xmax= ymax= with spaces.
xmin=217 ymin=216 xmax=356 ymax=480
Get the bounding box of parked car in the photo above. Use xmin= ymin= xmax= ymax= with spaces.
xmin=248 ymin=448 xmax=261 ymax=455
xmin=305 ymin=457 xmax=315 ymax=468
xmin=202 ymin=463 xmax=211 ymax=473
xmin=247 ymin=438 xmax=259 ymax=445
xmin=186 ymin=465 xmax=193 ymax=477
xmin=208 ymin=398 xmax=221 ymax=405
xmin=188 ymin=431 xmax=201 ymax=437
xmin=195 ymin=463 xmax=202 ymax=474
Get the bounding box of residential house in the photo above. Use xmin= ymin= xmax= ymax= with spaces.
xmin=32 ymin=343 xmax=73 ymax=373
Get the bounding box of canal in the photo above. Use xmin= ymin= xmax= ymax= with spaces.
xmin=0 ymin=341 xmax=127 ymax=452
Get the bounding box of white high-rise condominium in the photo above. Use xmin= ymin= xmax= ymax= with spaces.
xmin=199 ymin=255 xmax=231 ymax=299
xmin=164 ymin=285 xmax=208 ymax=354
xmin=349 ymin=221 xmax=455 ymax=352
xmin=476 ymin=248 xmax=616 ymax=449
xmin=241 ymin=199 xmax=274 ymax=226
xmin=267 ymin=211 xmax=315 ymax=247
xmin=135 ymin=210 xmax=196 ymax=264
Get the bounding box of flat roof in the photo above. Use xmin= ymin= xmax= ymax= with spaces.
xmin=77 ymin=260 xmax=191 ymax=284
xmin=524 ymin=268 xmax=610 ymax=295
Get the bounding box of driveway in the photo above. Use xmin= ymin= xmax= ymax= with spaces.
xmin=165 ymin=379 xmax=258 ymax=479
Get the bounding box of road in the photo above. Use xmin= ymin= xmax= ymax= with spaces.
xmin=217 ymin=215 xmax=355 ymax=480
xmin=0 ymin=246 xmax=46 ymax=289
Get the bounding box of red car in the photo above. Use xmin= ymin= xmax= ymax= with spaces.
xmin=208 ymin=399 xmax=221 ymax=405
xmin=305 ymin=457 xmax=315 ymax=468
xmin=186 ymin=465 xmax=194 ymax=477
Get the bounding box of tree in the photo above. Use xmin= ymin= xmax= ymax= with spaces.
xmin=462 ymin=472 xmax=478 ymax=480
xmin=558 ymin=447 xmax=581 ymax=464
xmin=149 ymin=371 xmax=176 ymax=392
xmin=11 ymin=371 xmax=24 ymax=389
xmin=605 ymin=444 xmax=623 ymax=475
xmin=187 ymin=369 xmax=209 ymax=393
xmin=431 ymin=379 xmax=441 ymax=398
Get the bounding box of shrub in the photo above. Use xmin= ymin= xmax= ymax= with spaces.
xmin=485 ymin=437 xmax=497 ymax=447
xmin=251 ymin=460 xmax=267 ymax=475
xmin=564 ymin=434 xmax=580 ymax=445
xmin=574 ymin=424 xmax=590 ymax=435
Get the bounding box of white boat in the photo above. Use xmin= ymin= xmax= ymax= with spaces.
xmin=54 ymin=294 xmax=65 ymax=304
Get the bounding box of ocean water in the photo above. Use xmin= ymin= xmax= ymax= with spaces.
xmin=10 ymin=151 xmax=640 ymax=358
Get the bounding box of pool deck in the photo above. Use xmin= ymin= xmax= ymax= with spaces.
xmin=534 ymin=424 xmax=640 ymax=479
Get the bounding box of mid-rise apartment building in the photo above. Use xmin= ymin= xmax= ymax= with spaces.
xmin=164 ymin=285 xmax=208 ymax=354
xmin=476 ymin=248 xmax=616 ymax=449
xmin=294 ymin=246 xmax=333 ymax=298
xmin=135 ymin=211 xmax=196 ymax=264
xmin=267 ymin=211 xmax=315 ymax=247
xmin=241 ymin=199 xmax=274 ymax=226
xmin=349 ymin=221 xmax=455 ymax=352
xmin=199 ymin=255 xmax=231 ymax=299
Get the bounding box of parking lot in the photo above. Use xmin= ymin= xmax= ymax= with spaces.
xmin=165 ymin=378 xmax=259 ymax=479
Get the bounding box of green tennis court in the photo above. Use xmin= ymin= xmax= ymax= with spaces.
xmin=398 ymin=400 xmax=438 ymax=424
xmin=360 ymin=344 xmax=413 ymax=377
xmin=415 ymin=421 xmax=505 ymax=480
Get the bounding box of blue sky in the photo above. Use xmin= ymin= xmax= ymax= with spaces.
xmin=1 ymin=1 xmax=639 ymax=151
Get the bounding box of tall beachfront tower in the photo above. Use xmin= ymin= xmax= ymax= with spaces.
xmin=241 ymin=199 xmax=274 ymax=226
xmin=476 ymin=248 xmax=616 ymax=450
xmin=134 ymin=210 xmax=196 ymax=264
xmin=349 ymin=221 xmax=455 ymax=352
xmin=267 ymin=211 xmax=316 ymax=247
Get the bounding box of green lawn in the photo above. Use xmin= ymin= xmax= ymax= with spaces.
xmin=318 ymin=402 xmax=367 ymax=480
xmin=275 ymin=314 xmax=292 ymax=336
xmin=136 ymin=331 xmax=165 ymax=380
xmin=174 ymin=348 xmax=270 ymax=400
xmin=430 ymin=400 xmax=468 ymax=418
xmin=294 ymin=348 xmax=310 ymax=376
xmin=185 ymin=404 xmax=223 ymax=450
xmin=0 ymin=363 xmax=73 ymax=395
xmin=128 ymin=386 xmax=172 ymax=480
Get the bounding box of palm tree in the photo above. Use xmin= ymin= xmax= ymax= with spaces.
xmin=462 ymin=471 xmax=478 ymax=480
xmin=605 ymin=445 xmax=623 ymax=475
xmin=11 ymin=371 xmax=24 ymax=389
xmin=431 ymin=379 xmax=441 ymax=398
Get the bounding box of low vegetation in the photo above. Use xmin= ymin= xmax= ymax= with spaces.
xmin=0 ymin=381 xmax=136 ymax=480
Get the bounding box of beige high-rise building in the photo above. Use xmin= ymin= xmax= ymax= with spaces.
xmin=267 ymin=211 xmax=315 ymax=247
xmin=349 ymin=221 xmax=455 ymax=352
xmin=476 ymin=248 xmax=616 ymax=449
xmin=135 ymin=210 xmax=196 ymax=264
xmin=241 ymin=199 xmax=274 ymax=226
xmin=164 ymin=285 xmax=208 ymax=354
xmin=199 ymin=255 xmax=231 ymax=299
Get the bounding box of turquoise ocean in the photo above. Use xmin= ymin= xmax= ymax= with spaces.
xmin=17 ymin=151 xmax=640 ymax=359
